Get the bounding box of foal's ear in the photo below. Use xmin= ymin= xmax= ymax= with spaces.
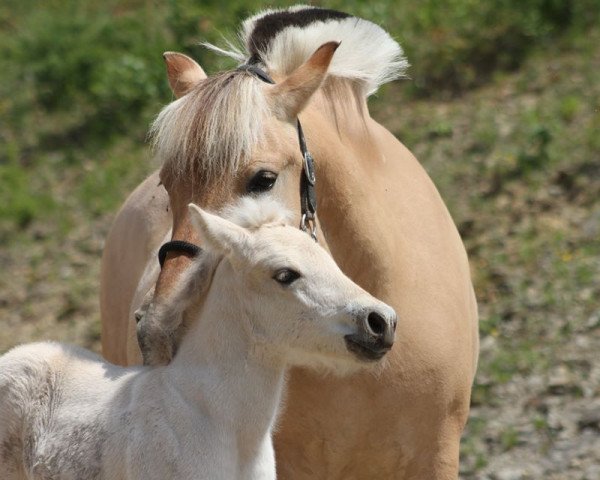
xmin=163 ymin=52 xmax=207 ymax=98
xmin=269 ymin=41 xmax=340 ymax=120
xmin=188 ymin=203 xmax=249 ymax=255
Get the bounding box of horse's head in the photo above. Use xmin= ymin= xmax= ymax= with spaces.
xmin=153 ymin=41 xmax=338 ymax=236
xmin=186 ymin=199 xmax=396 ymax=368
xmin=139 ymin=43 xmax=340 ymax=365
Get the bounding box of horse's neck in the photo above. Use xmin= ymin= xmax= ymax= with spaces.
xmin=166 ymin=261 xmax=285 ymax=463
xmin=309 ymin=82 xmax=393 ymax=294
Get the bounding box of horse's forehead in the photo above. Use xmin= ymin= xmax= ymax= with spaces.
xmin=168 ymin=120 xmax=297 ymax=198
xmin=243 ymin=141 xmax=296 ymax=173
xmin=247 ymin=121 xmax=298 ymax=164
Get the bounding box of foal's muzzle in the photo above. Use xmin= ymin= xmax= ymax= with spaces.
xmin=345 ymin=308 xmax=397 ymax=361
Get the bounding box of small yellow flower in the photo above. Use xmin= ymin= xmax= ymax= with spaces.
xmin=561 ymin=251 xmax=572 ymax=262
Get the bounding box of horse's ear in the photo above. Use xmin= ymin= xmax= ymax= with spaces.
xmin=188 ymin=203 xmax=249 ymax=255
xmin=163 ymin=52 xmax=207 ymax=98
xmin=269 ymin=41 xmax=340 ymax=120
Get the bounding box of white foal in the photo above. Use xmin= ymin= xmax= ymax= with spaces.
xmin=0 ymin=199 xmax=396 ymax=480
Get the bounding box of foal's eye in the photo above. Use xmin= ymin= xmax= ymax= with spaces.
xmin=273 ymin=268 xmax=301 ymax=286
xmin=247 ymin=170 xmax=277 ymax=194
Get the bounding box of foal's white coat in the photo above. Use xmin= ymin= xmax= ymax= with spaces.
xmin=0 ymin=200 xmax=396 ymax=480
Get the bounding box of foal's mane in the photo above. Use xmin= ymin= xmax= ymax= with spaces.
xmin=151 ymin=6 xmax=407 ymax=183
xmin=222 ymin=197 xmax=293 ymax=231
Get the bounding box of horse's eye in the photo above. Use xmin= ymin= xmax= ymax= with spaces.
xmin=273 ymin=268 xmax=301 ymax=286
xmin=247 ymin=170 xmax=277 ymax=194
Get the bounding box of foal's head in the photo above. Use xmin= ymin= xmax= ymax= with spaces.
xmin=187 ymin=199 xmax=397 ymax=368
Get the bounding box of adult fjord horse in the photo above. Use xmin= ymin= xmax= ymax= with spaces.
xmin=100 ymin=7 xmax=478 ymax=479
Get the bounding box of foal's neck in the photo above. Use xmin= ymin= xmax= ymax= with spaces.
xmin=166 ymin=260 xmax=286 ymax=456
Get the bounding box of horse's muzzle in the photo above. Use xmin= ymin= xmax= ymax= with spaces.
xmin=345 ymin=309 xmax=396 ymax=361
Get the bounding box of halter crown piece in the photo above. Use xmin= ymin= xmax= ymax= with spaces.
xmin=158 ymin=63 xmax=318 ymax=269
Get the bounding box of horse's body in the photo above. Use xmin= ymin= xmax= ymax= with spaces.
xmin=0 ymin=200 xmax=396 ymax=480
xmin=101 ymin=7 xmax=478 ymax=479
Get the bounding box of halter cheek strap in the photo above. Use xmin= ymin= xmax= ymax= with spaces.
xmin=157 ymin=63 xmax=318 ymax=268
xmin=297 ymin=120 xmax=317 ymax=240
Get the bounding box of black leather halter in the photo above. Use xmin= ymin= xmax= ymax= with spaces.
xmin=158 ymin=63 xmax=317 ymax=269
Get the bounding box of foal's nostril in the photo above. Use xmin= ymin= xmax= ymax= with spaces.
xmin=366 ymin=312 xmax=387 ymax=336
xmin=346 ymin=309 xmax=396 ymax=360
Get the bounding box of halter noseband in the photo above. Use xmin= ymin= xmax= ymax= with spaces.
xmin=158 ymin=63 xmax=318 ymax=269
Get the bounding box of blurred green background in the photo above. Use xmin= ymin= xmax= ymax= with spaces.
xmin=1 ymin=1 xmax=599 ymax=477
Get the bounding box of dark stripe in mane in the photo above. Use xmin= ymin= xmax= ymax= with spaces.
xmin=247 ymin=8 xmax=351 ymax=63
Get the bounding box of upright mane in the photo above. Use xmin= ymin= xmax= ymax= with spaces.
xmin=151 ymin=5 xmax=408 ymax=182
xmin=240 ymin=6 xmax=408 ymax=96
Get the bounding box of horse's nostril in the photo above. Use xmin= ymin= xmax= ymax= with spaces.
xmin=366 ymin=312 xmax=387 ymax=336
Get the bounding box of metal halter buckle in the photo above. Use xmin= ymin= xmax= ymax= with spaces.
xmin=303 ymin=151 xmax=316 ymax=186
xmin=300 ymin=213 xmax=318 ymax=241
